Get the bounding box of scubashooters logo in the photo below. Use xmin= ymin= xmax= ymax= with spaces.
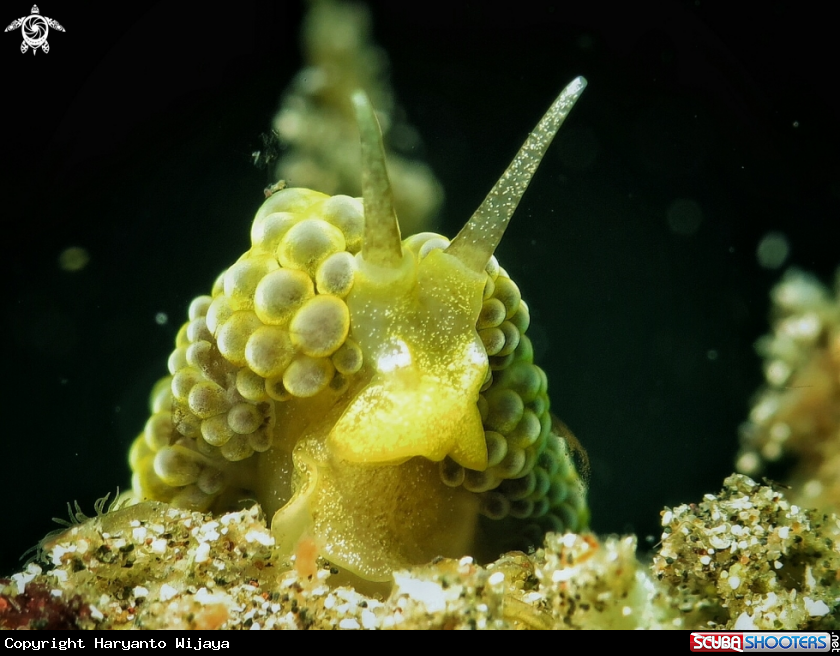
xmin=690 ymin=632 xmax=833 ymax=653
xmin=4 ymin=5 xmax=64 ymax=54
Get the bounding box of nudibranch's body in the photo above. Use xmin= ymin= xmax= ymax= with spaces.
xmin=129 ymin=79 xmax=590 ymax=581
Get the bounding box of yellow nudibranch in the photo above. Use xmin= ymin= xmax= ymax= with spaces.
xmin=128 ymin=77 xmax=590 ymax=582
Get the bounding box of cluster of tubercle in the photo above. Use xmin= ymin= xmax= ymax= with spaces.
xmin=128 ymin=78 xmax=590 ymax=582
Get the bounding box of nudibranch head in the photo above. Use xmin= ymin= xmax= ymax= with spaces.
xmin=128 ymin=77 xmax=590 ymax=581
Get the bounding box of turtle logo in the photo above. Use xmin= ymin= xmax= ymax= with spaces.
xmin=4 ymin=5 xmax=65 ymax=55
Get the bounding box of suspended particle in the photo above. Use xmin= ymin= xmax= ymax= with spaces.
xmin=756 ymin=232 xmax=790 ymax=270
xmin=666 ymin=198 xmax=703 ymax=236
xmin=58 ymin=246 xmax=90 ymax=272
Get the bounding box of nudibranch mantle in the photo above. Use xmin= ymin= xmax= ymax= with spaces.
xmin=129 ymin=77 xmax=590 ymax=582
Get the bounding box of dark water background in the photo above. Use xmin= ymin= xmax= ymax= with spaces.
xmin=3 ymin=0 xmax=839 ymax=576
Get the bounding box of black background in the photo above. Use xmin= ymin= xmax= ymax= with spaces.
xmin=2 ymin=0 xmax=838 ymax=577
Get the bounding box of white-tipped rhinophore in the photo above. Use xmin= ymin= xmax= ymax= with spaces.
xmin=352 ymin=90 xmax=403 ymax=268
xmin=447 ymin=76 xmax=587 ymax=271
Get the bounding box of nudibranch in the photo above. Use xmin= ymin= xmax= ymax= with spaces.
xmin=128 ymin=77 xmax=590 ymax=582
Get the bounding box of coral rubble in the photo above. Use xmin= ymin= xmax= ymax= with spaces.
xmin=3 ymin=475 xmax=837 ymax=629
xmin=654 ymin=474 xmax=840 ymax=630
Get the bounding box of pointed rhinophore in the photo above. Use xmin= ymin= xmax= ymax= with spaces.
xmin=447 ymin=76 xmax=587 ymax=272
xmin=352 ymin=90 xmax=403 ymax=268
